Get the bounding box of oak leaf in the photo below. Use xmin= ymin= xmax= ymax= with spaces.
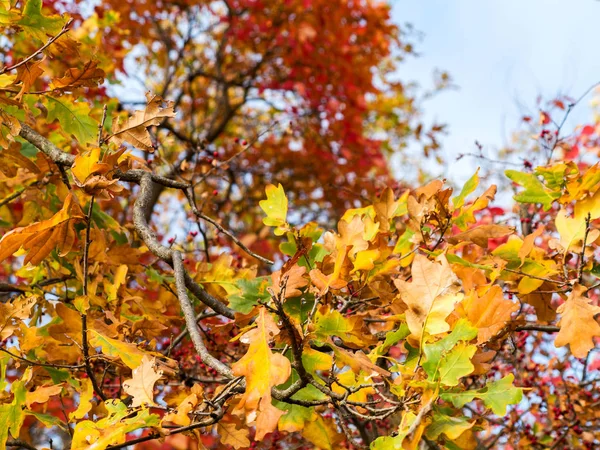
xmin=51 ymin=60 xmax=105 ymax=90
xmin=110 ymin=92 xmax=175 ymax=152
xmin=217 ymin=420 xmax=251 ymax=449
xmin=123 ymin=356 xmax=163 ymax=407
xmin=446 ymin=224 xmax=514 ymax=248
xmin=394 ymin=254 xmax=463 ymax=343
xmin=0 ymin=192 xmax=85 ymax=265
xmin=271 ymin=264 xmax=307 ymax=299
xmin=457 ymin=285 xmax=518 ymax=344
xmin=555 ymin=284 xmax=600 ymax=358
xmin=232 ymin=307 xmax=290 ymax=440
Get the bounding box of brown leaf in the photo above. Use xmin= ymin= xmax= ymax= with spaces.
xmin=555 ymin=284 xmax=600 ymax=358
xmin=271 ymin=264 xmax=308 ymax=298
xmin=14 ymin=60 xmax=44 ymax=101
xmin=110 ymin=92 xmax=176 ymax=152
xmin=447 ymin=224 xmax=514 ymax=248
xmin=51 ymin=60 xmax=105 ymax=90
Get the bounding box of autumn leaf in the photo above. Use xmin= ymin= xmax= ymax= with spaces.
xmin=505 ymin=169 xmax=560 ymax=211
xmin=446 ymin=224 xmax=514 ymax=248
xmin=456 ymin=285 xmax=518 ymax=344
xmin=51 ymin=60 xmax=106 ymax=90
xmin=25 ymin=384 xmax=63 ymax=408
xmin=0 ymin=192 xmax=85 ymax=265
xmin=162 ymin=393 xmax=198 ymax=427
xmin=394 ymin=254 xmax=463 ymax=344
xmin=554 ymin=284 xmax=600 ymax=358
xmin=259 ymin=183 xmax=289 ymax=235
xmin=271 ymin=264 xmax=307 ymax=298
xmin=109 ymin=92 xmax=175 ymax=152
xmin=14 ymin=60 xmax=44 ymax=100
xmin=218 ymin=420 xmax=251 ymax=449
xmin=69 ymin=378 xmax=93 ymax=421
xmin=88 ymin=330 xmax=148 ymax=370
xmin=232 ymin=307 xmax=291 ymax=440
xmin=123 ymin=356 xmax=163 ymax=407
xmin=0 ymin=294 xmax=37 ymax=340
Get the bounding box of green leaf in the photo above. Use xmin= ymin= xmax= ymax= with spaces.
xmin=228 ymin=277 xmax=271 ymax=313
xmin=370 ymin=412 xmax=416 ymax=449
xmin=505 ymin=169 xmax=560 ymax=211
xmin=0 ymin=371 xmax=27 ymax=443
xmin=259 ymin=183 xmax=289 ymax=235
xmin=89 ymin=330 xmax=146 ymax=370
xmin=441 ymin=374 xmax=523 ymax=416
xmin=372 ymin=323 xmax=410 ymax=357
xmin=26 ymin=410 xmax=63 ymax=428
xmin=425 ymin=409 xmax=474 ymax=440
xmin=18 ymin=0 xmax=67 ymax=42
xmin=422 ymin=318 xmax=477 ymax=380
xmin=438 ymin=342 xmax=476 ymax=386
xmin=46 ymin=96 xmax=98 ymax=145
xmin=453 ymin=168 xmax=479 ymax=209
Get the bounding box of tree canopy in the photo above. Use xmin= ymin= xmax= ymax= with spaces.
xmin=0 ymin=1 xmax=599 ymax=449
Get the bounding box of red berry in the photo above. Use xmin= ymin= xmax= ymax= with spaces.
xmin=212 ymin=189 xmax=218 ymax=196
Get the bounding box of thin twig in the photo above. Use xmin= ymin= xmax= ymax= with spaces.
xmin=0 ymin=18 xmax=73 ymax=75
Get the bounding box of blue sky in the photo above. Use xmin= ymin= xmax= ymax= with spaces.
xmin=391 ymin=0 xmax=600 ymax=184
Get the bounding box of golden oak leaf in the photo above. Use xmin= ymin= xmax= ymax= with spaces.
xmin=446 ymin=224 xmax=514 ymax=248
xmin=255 ymin=398 xmax=286 ymax=440
xmin=51 ymin=60 xmax=105 ymax=90
xmin=373 ymin=187 xmax=400 ymax=233
xmin=123 ymin=356 xmax=163 ymax=407
xmin=162 ymin=393 xmax=198 ymax=426
xmin=25 ymin=384 xmax=63 ymax=408
xmin=69 ymin=378 xmax=94 ymax=420
xmin=71 ymin=147 xmax=125 ymax=197
xmin=0 ymin=193 xmax=85 ymax=265
xmin=394 ymin=254 xmax=463 ymax=343
xmin=217 ymin=420 xmax=251 ymax=449
xmin=0 ymin=113 xmax=22 ymax=149
xmin=0 ymin=294 xmax=37 ymax=340
xmin=457 ymin=285 xmax=518 ymax=344
xmin=110 ymin=92 xmax=176 ymax=152
xmin=302 ymin=415 xmax=344 ymax=450
xmin=555 ymin=285 xmax=600 ymax=358
xmin=14 ymin=60 xmax=44 ymax=101
xmin=232 ymin=307 xmax=290 ymax=440
xmin=551 ymin=209 xmax=600 ymax=254
xmin=308 ymin=268 xmax=347 ymax=294
xmin=271 ymin=264 xmax=308 ymax=299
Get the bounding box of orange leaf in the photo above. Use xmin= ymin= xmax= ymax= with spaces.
xmin=555 ymin=284 xmax=600 ymax=358
xmin=0 ymin=193 xmax=85 ymax=265
xmin=231 ymin=307 xmax=290 ymax=440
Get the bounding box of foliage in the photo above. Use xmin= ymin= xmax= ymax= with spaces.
xmin=0 ymin=1 xmax=599 ymax=450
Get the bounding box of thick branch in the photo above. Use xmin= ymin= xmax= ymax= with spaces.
xmin=133 ymin=173 xmax=235 ymax=319
xmin=172 ymin=251 xmax=233 ymax=378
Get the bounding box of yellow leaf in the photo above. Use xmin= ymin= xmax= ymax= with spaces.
xmin=555 ymin=284 xmax=600 ymax=358
xmin=552 ymin=209 xmax=600 ymax=254
xmin=89 ymin=330 xmax=147 ymax=369
xmin=271 ymin=264 xmax=308 ymax=298
xmin=162 ymin=393 xmax=198 ymax=427
xmin=259 ymin=183 xmax=289 ymax=235
xmin=123 ymin=356 xmax=163 ymax=407
xmin=70 ymin=379 xmax=94 ymax=421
